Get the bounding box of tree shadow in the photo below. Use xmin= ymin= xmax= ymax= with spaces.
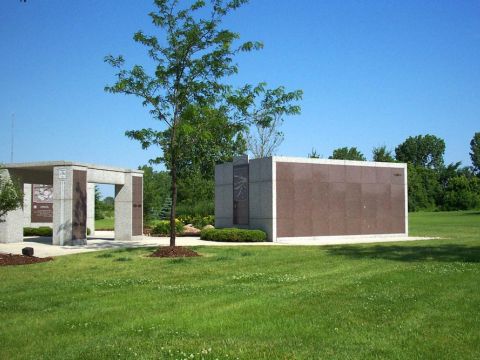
xmin=326 ymin=244 xmax=480 ymax=263
xmin=24 ymin=236 xmax=52 ymax=245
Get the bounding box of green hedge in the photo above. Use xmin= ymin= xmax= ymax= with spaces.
xmin=24 ymin=227 xmax=91 ymax=236
xmin=150 ymin=219 xmax=184 ymax=236
xmin=24 ymin=227 xmax=52 ymax=236
xmin=200 ymin=228 xmax=267 ymax=242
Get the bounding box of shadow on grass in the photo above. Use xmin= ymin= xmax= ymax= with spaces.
xmin=460 ymin=211 xmax=480 ymax=216
xmin=327 ymin=244 xmax=480 ymax=263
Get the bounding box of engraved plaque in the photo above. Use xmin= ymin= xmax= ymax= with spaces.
xmin=31 ymin=184 xmax=53 ymax=223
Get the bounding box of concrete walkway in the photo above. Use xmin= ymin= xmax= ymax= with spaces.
xmin=0 ymin=231 xmax=437 ymax=257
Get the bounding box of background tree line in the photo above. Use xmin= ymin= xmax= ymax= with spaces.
xmin=310 ymin=133 xmax=480 ymax=212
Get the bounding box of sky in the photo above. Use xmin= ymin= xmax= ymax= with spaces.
xmin=1 ymin=0 xmax=479 ymax=197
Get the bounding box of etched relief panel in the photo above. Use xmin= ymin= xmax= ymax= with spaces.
xmin=72 ymin=170 xmax=87 ymax=240
xmin=233 ymin=165 xmax=249 ymax=225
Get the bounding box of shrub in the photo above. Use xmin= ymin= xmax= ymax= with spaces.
xmin=177 ymin=214 xmax=214 ymax=229
xmin=200 ymin=228 xmax=267 ymax=242
xmin=176 ymin=199 xmax=214 ymax=217
xmin=151 ymin=219 xmax=184 ymax=235
xmin=24 ymin=227 xmax=53 ymax=236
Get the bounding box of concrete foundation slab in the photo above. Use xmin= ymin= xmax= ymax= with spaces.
xmin=0 ymin=232 xmax=437 ymax=258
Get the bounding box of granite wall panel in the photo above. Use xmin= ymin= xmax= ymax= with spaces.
xmin=276 ymin=162 xmax=405 ymax=237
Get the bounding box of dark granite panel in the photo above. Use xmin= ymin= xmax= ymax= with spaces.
xmin=376 ymin=214 xmax=392 ymax=234
xmin=361 ymin=183 xmax=378 ymax=220
xmin=72 ymin=170 xmax=87 ymax=241
xmin=392 ymin=216 xmax=405 ymax=233
xmin=311 ymin=182 xmax=329 ymax=236
xmin=346 ymin=183 xmax=362 ymax=219
xmin=376 ymin=184 xmax=391 ymax=213
xmin=376 ymin=167 xmax=391 ymax=184
xmin=312 ymin=182 xmax=329 ymax=216
xmin=276 ymin=162 xmax=294 ymax=181
xmin=312 ymin=164 xmax=329 ymax=183
xmin=276 ymin=181 xmax=294 ymax=220
xmin=362 ymin=166 xmax=377 ymax=184
xmin=391 ymin=184 xmax=405 ymax=217
xmin=277 ymin=217 xmax=294 ymax=237
xmin=346 ymin=166 xmax=362 ymax=183
xmin=361 ymin=217 xmax=376 ymax=234
xmin=329 ymin=182 xmax=346 ymax=213
xmin=292 ymin=215 xmax=313 ymax=237
xmin=312 ymin=215 xmax=329 ymax=235
xmin=293 ymin=174 xmax=313 ymax=236
xmin=293 ymin=163 xmax=312 ymax=182
xmin=391 ymin=168 xmax=405 ymax=185
xmin=329 ymin=211 xmax=346 ymax=235
xmin=346 ymin=217 xmax=361 ymax=235
xmin=329 ymin=165 xmax=345 ymax=183
xmin=132 ymin=176 xmax=143 ymax=236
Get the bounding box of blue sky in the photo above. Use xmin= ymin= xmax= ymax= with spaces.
xmin=1 ymin=1 xmax=479 ymax=187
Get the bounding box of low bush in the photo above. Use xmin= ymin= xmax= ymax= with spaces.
xmin=151 ymin=219 xmax=184 ymax=235
xmin=24 ymin=227 xmax=52 ymax=236
xmin=24 ymin=227 xmax=92 ymax=236
xmin=200 ymin=228 xmax=267 ymax=242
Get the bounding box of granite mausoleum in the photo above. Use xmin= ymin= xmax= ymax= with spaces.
xmin=215 ymin=156 xmax=408 ymax=242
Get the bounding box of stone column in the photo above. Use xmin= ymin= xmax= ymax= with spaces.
xmin=0 ymin=169 xmax=24 ymax=243
xmin=86 ymin=183 xmax=95 ymax=236
xmin=114 ymin=173 xmax=143 ymax=240
xmin=23 ymin=183 xmax=32 ymax=227
xmin=53 ymin=166 xmax=87 ymax=245
xmin=214 ymin=162 xmax=234 ymax=228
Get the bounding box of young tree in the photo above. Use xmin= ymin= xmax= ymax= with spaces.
xmin=470 ymin=132 xmax=480 ymax=174
xmin=329 ymin=147 xmax=366 ymax=161
xmin=235 ymin=83 xmax=302 ymax=158
xmin=158 ymin=105 xmax=247 ymax=180
xmin=395 ymin=134 xmax=445 ymax=169
xmin=140 ymin=165 xmax=171 ymax=221
xmin=372 ymin=145 xmax=394 ymax=162
xmin=0 ymin=170 xmax=23 ymax=222
xmin=105 ymin=0 xmax=263 ymax=246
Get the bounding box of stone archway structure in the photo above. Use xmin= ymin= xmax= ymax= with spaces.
xmin=0 ymin=161 xmax=143 ymax=245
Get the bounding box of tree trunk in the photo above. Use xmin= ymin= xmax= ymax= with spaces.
xmin=169 ymin=161 xmax=177 ymax=247
xmin=169 ymin=119 xmax=178 ymax=247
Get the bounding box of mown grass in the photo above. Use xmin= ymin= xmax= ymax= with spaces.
xmin=95 ymin=217 xmax=114 ymax=231
xmin=1 ymin=211 xmax=479 ymax=359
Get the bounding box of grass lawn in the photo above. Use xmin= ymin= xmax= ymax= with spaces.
xmin=95 ymin=217 xmax=114 ymax=231
xmin=1 ymin=211 xmax=479 ymax=359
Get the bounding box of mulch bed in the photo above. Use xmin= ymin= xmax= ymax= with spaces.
xmin=150 ymin=246 xmax=200 ymax=258
xmin=0 ymin=253 xmax=53 ymax=266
